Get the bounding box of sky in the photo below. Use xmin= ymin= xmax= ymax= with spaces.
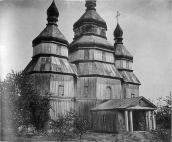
xmin=0 ymin=0 xmax=172 ymax=100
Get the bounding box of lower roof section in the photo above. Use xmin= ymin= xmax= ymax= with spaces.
xmin=77 ymin=62 xmax=122 ymax=79
xmin=23 ymin=56 xmax=77 ymax=76
xmin=119 ymin=70 xmax=141 ymax=85
xmin=91 ymin=96 xmax=157 ymax=111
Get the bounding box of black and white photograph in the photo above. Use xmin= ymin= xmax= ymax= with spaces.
xmin=0 ymin=0 xmax=172 ymax=141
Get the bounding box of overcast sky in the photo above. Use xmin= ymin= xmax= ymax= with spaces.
xmin=0 ymin=0 xmax=172 ymax=100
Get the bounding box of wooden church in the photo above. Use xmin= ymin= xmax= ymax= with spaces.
xmin=24 ymin=0 xmax=157 ymax=133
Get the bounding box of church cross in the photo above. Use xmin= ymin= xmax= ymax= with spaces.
xmin=116 ymin=11 xmax=120 ymax=23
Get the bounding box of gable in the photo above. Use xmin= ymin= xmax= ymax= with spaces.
xmin=91 ymin=96 xmax=156 ymax=111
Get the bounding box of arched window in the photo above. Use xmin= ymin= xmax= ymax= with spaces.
xmin=105 ymin=86 xmax=112 ymax=99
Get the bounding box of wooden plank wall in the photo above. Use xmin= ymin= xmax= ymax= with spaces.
xmin=33 ymin=43 xmax=68 ymax=57
xmin=50 ymin=99 xmax=74 ymax=120
xmin=50 ymin=74 xmax=75 ymax=98
xmin=117 ymin=111 xmax=126 ymax=132
xmin=125 ymin=84 xmax=139 ymax=98
xmin=69 ymin=49 xmax=114 ymax=63
xmin=91 ymin=110 xmax=118 ymax=133
xmin=96 ymin=77 xmax=122 ymax=100
xmin=76 ymin=77 xmax=97 ymax=99
xmin=115 ymin=60 xmax=132 ymax=70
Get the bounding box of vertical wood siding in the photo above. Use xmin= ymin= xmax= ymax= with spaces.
xmin=91 ymin=111 xmax=118 ymax=133
xmin=77 ymin=77 xmax=97 ymax=99
xmin=115 ymin=60 xmax=132 ymax=70
xmin=50 ymin=74 xmax=75 ymax=98
xmin=125 ymin=84 xmax=139 ymax=98
xmin=69 ymin=49 xmax=114 ymax=63
xmin=33 ymin=43 xmax=68 ymax=57
xmin=50 ymin=99 xmax=74 ymax=120
xmin=96 ymin=78 xmax=122 ymax=100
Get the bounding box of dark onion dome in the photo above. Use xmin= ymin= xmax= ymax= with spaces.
xmin=114 ymin=23 xmax=123 ymax=39
xmin=32 ymin=1 xmax=69 ymax=46
xmin=73 ymin=0 xmax=107 ymax=29
xmin=114 ymin=23 xmax=133 ymax=61
xmin=47 ymin=0 xmax=59 ymax=24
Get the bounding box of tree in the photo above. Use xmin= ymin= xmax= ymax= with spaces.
xmin=50 ymin=111 xmax=75 ymax=142
xmin=156 ymin=94 xmax=171 ymax=129
xmin=50 ymin=110 xmax=89 ymax=142
xmin=2 ymin=71 xmax=50 ymax=132
xmin=74 ymin=116 xmax=88 ymax=142
xmin=151 ymin=93 xmax=171 ymax=142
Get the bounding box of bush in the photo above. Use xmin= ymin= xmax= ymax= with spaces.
xmin=2 ymin=71 xmax=50 ymax=133
xmin=50 ymin=110 xmax=89 ymax=142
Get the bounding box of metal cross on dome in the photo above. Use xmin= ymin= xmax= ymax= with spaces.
xmin=116 ymin=11 xmax=120 ymax=23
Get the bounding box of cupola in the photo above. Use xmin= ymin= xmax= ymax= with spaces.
xmin=47 ymin=0 xmax=59 ymax=24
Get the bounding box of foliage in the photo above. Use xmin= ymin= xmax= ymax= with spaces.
xmin=50 ymin=110 xmax=89 ymax=142
xmin=73 ymin=116 xmax=88 ymax=142
xmin=151 ymin=93 xmax=171 ymax=141
xmin=2 ymin=71 xmax=50 ymax=131
xmin=155 ymin=94 xmax=171 ymax=129
xmin=151 ymin=128 xmax=170 ymax=142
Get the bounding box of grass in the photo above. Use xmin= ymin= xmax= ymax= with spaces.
xmin=1 ymin=131 xmax=170 ymax=142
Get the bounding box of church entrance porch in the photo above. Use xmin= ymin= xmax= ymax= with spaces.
xmin=91 ymin=97 xmax=157 ymax=133
xmin=133 ymin=110 xmax=146 ymax=131
xmin=125 ymin=109 xmax=156 ymax=132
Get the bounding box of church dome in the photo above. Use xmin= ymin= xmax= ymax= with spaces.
xmin=32 ymin=1 xmax=68 ymax=46
xmin=73 ymin=0 xmax=107 ymax=29
xmin=47 ymin=0 xmax=59 ymax=23
xmin=114 ymin=23 xmax=123 ymax=38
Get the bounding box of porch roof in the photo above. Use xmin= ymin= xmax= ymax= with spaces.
xmin=91 ymin=96 xmax=157 ymax=111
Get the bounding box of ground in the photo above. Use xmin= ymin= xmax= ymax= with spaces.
xmin=1 ymin=131 xmax=170 ymax=142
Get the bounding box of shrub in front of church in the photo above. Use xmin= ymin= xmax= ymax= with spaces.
xmin=49 ymin=110 xmax=89 ymax=142
xmin=151 ymin=95 xmax=171 ymax=142
xmin=2 ymin=71 xmax=50 ymax=135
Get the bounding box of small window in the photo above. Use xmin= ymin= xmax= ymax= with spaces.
xmin=102 ymin=51 xmax=106 ymax=61
xmin=58 ymin=85 xmax=64 ymax=96
xmin=105 ymin=86 xmax=112 ymax=99
xmin=84 ymin=50 xmax=89 ymax=60
xmin=131 ymin=93 xmax=135 ymax=98
xmin=84 ymin=85 xmax=88 ymax=97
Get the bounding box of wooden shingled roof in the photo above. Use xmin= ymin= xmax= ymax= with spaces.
xmin=23 ymin=57 xmax=77 ymax=76
xmin=77 ymin=62 xmax=122 ymax=79
xmin=115 ymin=44 xmax=133 ymax=61
xmin=91 ymin=96 xmax=156 ymax=111
xmin=32 ymin=24 xmax=69 ymax=47
xmin=70 ymin=35 xmax=114 ymax=50
xmin=73 ymin=3 xmax=107 ymax=29
xmin=119 ymin=71 xmax=141 ymax=85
